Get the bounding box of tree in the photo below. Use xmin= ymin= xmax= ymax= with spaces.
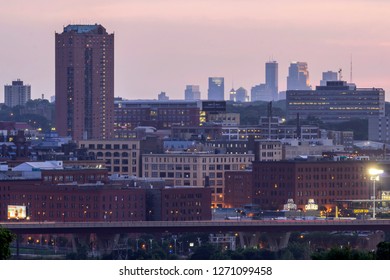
xmin=311 ymin=247 xmax=374 ymax=260
xmin=190 ymin=244 xmax=218 ymax=260
xmin=0 ymin=227 xmax=15 ymax=260
xmin=376 ymin=242 xmax=390 ymax=260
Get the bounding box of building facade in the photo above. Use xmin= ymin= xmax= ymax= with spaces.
xmin=114 ymin=99 xmax=200 ymax=131
xmin=286 ymin=81 xmax=385 ymax=123
xmin=320 ymin=71 xmax=338 ymax=86
xmin=78 ymin=139 xmax=141 ymax=176
xmin=208 ymin=113 xmax=240 ymax=126
xmin=142 ymin=153 xmax=254 ymax=208
xmin=184 ymin=85 xmax=201 ymax=100
xmin=235 ymin=87 xmax=249 ymax=102
xmin=265 ymin=61 xmax=278 ymax=100
xmin=252 ymin=160 xmax=388 ymax=211
xmin=55 ymin=24 xmax=114 ymax=140
xmin=208 ymin=77 xmax=224 ymax=100
xmin=224 ymin=170 xmax=253 ymax=208
xmin=0 ymin=167 xmax=213 ymax=222
xmin=369 ymin=116 xmax=390 ymax=143
xmin=146 ymin=186 xmax=212 ymax=221
xmin=4 ymin=79 xmax=31 ymax=107
xmin=287 ymin=62 xmax=311 ymax=90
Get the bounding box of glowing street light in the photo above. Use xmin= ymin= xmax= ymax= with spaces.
xmin=368 ymin=168 xmax=384 ymax=219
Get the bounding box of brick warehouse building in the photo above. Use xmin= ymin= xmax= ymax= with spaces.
xmin=252 ymin=160 xmax=390 ymax=211
xmin=142 ymin=153 xmax=254 ymax=208
xmin=0 ymin=167 xmax=211 ymax=222
xmin=224 ymin=170 xmax=253 ymax=208
xmin=114 ymin=99 xmax=201 ymax=132
xmin=146 ymin=186 xmax=212 ymax=221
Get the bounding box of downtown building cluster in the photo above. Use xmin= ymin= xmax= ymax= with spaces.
xmin=1 ymin=23 xmax=390 ymax=222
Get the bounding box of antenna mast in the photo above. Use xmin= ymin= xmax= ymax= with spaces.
xmin=338 ymin=68 xmax=343 ymax=81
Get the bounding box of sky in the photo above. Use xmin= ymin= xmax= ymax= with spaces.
xmin=1 ymin=0 xmax=390 ymax=102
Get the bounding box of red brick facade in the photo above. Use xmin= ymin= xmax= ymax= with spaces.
xmin=252 ymin=161 xmax=388 ymax=211
xmin=224 ymin=171 xmax=253 ymax=208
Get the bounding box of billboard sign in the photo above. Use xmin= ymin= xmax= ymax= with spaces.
xmin=7 ymin=205 xmax=27 ymax=220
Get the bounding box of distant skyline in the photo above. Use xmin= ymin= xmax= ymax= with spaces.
xmin=1 ymin=0 xmax=390 ymax=102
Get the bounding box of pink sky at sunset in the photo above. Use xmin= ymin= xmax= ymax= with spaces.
xmin=0 ymin=0 xmax=389 ymax=101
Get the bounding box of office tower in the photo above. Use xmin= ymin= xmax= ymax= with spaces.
xmin=158 ymin=92 xmax=169 ymax=101
xmin=4 ymin=79 xmax=31 ymax=107
xmin=286 ymin=81 xmax=385 ymax=122
xmin=265 ymin=61 xmax=278 ymax=100
xmin=287 ymin=62 xmax=311 ymax=90
xmin=208 ymin=77 xmax=224 ymax=100
xmin=55 ymin=24 xmax=114 ymax=141
xmin=184 ymin=85 xmax=201 ymax=100
xmin=320 ymin=71 xmax=338 ymax=86
xmin=229 ymin=88 xmax=236 ymax=101
xmin=251 ymin=84 xmax=266 ymax=102
xmin=250 ymin=61 xmax=278 ymax=102
xmin=235 ymin=87 xmax=248 ymax=102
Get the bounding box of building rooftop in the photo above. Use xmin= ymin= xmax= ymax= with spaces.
xmin=63 ymin=24 xmax=106 ymax=34
xmin=13 ymin=160 xmax=64 ymax=171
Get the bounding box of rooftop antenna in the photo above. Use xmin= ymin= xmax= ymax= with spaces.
xmin=338 ymin=68 xmax=343 ymax=81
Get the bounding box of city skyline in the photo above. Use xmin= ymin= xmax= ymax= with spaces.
xmin=1 ymin=0 xmax=390 ymax=102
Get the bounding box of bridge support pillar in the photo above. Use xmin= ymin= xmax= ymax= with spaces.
xmin=95 ymin=233 xmax=121 ymax=256
xmin=264 ymin=232 xmax=291 ymax=251
xmin=238 ymin=232 xmax=262 ymax=249
xmin=71 ymin=233 xmax=91 ymax=253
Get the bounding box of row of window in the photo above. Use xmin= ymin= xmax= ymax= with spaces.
xmin=83 ymin=143 xmax=138 ymax=150
xmin=144 ymin=156 xmax=253 ymax=163
xmin=93 ymin=151 xmax=138 ymax=157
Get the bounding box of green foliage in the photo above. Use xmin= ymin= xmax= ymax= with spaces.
xmin=311 ymin=247 xmax=375 ymax=260
xmin=322 ymin=118 xmax=368 ymax=140
xmin=190 ymin=245 xmax=276 ymax=260
xmin=0 ymin=99 xmax=53 ymax=132
xmin=0 ymin=227 xmax=15 ymax=260
xmin=281 ymin=242 xmax=310 ymax=260
xmin=226 ymin=101 xmax=286 ymax=125
xmin=376 ymin=242 xmax=390 ymax=260
xmin=190 ymin=244 xmax=218 ymax=260
xmin=65 ymin=244 xmax=88 ymax=260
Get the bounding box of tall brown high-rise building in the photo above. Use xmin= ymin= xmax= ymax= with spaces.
xmin=55 ymin=24 xmax=114 ymax=140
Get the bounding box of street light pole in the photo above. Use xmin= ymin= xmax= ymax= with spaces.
xmin=372 ymin=179 xmax=376 ymax=219
xmin=368 ymin=168 xmax=384 ymax=220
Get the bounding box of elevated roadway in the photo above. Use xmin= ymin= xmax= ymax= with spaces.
xmin=1 ymin=219 xmax=390 ymax=235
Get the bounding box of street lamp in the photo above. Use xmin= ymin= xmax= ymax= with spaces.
xmin=368 ymin=168 xmax=383 ymax=219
